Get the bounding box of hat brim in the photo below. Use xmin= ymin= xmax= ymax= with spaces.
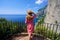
xmin=27 ymin=10 xmax=33 ymax=14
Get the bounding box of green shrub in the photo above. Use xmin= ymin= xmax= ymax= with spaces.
xmin=34 ymin=24 xmax=60 ymax=40
xmin=0 ymin=18 xmax=24 ymax=39
xmin=34 ymin=24 xmax=47 ymax=34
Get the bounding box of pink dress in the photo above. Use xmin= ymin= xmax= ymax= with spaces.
xmin=25 ymin=14 xmax=36 ymax=35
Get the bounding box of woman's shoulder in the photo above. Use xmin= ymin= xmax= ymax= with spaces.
xmin=26 ymin=15 xmax=33 ymax=18
xmin=26 ymin=15 xmax=34 ymax=20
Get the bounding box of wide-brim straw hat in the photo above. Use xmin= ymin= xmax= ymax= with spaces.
xmin=27 ymin=10 xmax=33 ymax=14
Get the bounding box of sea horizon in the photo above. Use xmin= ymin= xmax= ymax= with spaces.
xmin=0 ymin=14 xmax=38 ymax=23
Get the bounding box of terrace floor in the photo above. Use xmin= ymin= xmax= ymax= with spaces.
xmin=7 ymin=33 xmax=51 ymax=40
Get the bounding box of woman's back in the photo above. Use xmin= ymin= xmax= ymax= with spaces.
xmin=26 ymin=15 xmax=34 ymax=23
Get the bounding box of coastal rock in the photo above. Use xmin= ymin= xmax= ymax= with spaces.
xmin=44 ymin=0 xmax=60 ymax=24
xmin=37 ymin=5 xmax=47 ymax=19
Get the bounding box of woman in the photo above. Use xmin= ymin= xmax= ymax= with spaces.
xmin=25 ymin=10 xmax=36 ymax=40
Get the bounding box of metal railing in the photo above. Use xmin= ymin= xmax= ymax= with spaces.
xmin=43 ymin=23 xmax=60 ymax=33
xmin=35 ymin=23 xmax=60 ymax=40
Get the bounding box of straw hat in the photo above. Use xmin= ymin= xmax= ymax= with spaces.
xmin=27 ymin=10 xmax=33 ymax=14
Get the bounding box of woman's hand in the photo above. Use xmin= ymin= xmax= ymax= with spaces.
xmin=32 ymin=12 xmax=35 ymax=14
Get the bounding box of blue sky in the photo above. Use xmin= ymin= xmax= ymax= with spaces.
xmin=0 ymin=0 xmax=48 ymax=15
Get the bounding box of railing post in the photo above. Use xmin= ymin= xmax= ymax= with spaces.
xmin=50 ymin=24 xmax=52 ymax=36
xmin=52 ymin=24 xmax=54 ymax=40
xmin=40 ymin=23 xmax=41 ymax=34
xmin=54 ymin=24 xmax=58 ymax=40
xmin=46 ymin=23 xmax=49 ymax=37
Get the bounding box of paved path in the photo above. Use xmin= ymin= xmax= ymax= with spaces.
xmin=8 ymin=33 xmax=50 ymax=40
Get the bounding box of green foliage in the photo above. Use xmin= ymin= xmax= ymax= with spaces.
xmin=39 ymin=17 xmax=45 ymax=24
xmin=34 ymin=24 xmax=47 ymax=34
xmin=23 ymin=24 xmax=27 ymax=32
xmin=34 ymin=23 xmax=60 ymax=40
xmin=0 ymin=18 xmax=25 ymax=39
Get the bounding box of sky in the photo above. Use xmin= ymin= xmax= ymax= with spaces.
xmin=0 ymin=0 xmax=48 ymax=15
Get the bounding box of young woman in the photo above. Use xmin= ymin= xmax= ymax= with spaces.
xmin=25 ymin=10 xmax=36 ymax=40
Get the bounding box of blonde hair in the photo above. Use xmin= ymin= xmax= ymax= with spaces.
xmin=26 ymin=10 xmax=33 ymax=20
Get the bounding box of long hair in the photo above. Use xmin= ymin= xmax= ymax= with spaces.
xmin=26 ymin=10 xmax=33 ymax=20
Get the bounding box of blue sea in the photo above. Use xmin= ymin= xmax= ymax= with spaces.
xmin=0 ymin=14 xmax=38 ymax=23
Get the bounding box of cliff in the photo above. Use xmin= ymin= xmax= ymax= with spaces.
xmin=44 ymin=0 xmax=60 ymax=24
xmin=44 ymin=0 xmax=60 ymax=33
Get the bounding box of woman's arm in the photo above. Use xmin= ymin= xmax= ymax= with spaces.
xmin=33 ymin=13 xmax=37 ymax=18
xmin=25 ymin=16 xmax=28 ymax=24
